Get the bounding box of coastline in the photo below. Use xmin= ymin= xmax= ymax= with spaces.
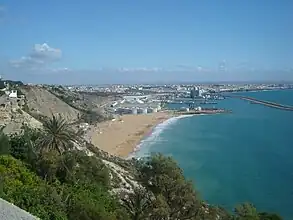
xmin=89 ymin=112 xmax=172 ymax=158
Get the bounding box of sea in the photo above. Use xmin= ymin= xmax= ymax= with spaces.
xmin=130 ymin=89 xmax=293 ymax=219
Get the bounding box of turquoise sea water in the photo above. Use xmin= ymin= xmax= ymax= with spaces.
xmin=132 ymin=89 xmax=293 ymax=219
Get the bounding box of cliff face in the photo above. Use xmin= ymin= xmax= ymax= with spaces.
xmin=20 ymin=86 xmax=81 ymax=123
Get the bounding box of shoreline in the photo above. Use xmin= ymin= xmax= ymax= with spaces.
xmin=127 ymin=114 xmax=196 ymax=159
xmin=88 ymin=112 xmax=173 ymax=158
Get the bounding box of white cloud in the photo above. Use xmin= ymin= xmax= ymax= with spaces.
xmin=30 ymin=43 xmax=62 ymax=61
xmin=10 ymin=43 xmax=62 ymax=71
xmin=10 ymin=56 xmax=45 ymax=68
xmin=116 ymin=66 xmax=209 ymax=73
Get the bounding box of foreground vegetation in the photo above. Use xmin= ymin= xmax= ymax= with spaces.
xmin=0 ymin=115 xmax=283 ymax=219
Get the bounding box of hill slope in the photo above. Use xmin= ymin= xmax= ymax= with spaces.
xmin=20 ymin=86 xmax=81 ymax=122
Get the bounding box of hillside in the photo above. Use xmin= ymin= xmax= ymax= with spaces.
xmin=47 ymin=86 xmax=115 ymax=111
xmin=0 ymin=96 xmax=42 ymax=134
xmin=0 ymin=109 xmax=42 ymax=134
xmin=20 ymin=86 xmax=81 ymax=122
xmin=48 ymin=86 xmax=115 ymax=124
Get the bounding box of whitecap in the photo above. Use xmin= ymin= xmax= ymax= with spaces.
xmin=127 ymin=115 xmax=194 ymax=159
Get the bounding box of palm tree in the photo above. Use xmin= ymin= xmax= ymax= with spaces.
xmin=37 ymin=114 xmax=79 ymax=155
xmin=121 ymin=187 xmax=153 ymax=220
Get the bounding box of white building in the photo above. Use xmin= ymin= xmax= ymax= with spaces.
xmin=142 ymin=108 xmax=148 ymax=114
xmin=111 ymin=101 xmax=118 ymax=107
xmin=132 ymin=108 xmax=138 ymax=114
xmin=195 ymin=106 xmax=202 ymax=111
xmin=8 ymin=90 xmax=18 ymax=98
xmin=79 ymin=123 xmax=89 ymax=131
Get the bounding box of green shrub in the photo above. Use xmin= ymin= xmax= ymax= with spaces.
xmin=0 ymin=127 xmax=10 ymax=155
xmin=0 ymin=155 xmax=67 ymax=219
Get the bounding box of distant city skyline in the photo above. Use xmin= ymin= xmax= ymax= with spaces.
xmin=0 ymin=0 xmax=292 ymax=84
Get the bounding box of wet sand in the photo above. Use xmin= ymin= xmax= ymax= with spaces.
xmin=90 ymin=112 xmax=171 ymax=158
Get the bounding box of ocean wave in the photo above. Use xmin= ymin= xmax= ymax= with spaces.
xmin=127 ymin=115 xmax=194 ymax=159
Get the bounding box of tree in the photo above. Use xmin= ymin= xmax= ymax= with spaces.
xmin=35 ymin=150 xmax=61 ymax=182
xmin=0 ymin=126 xmax=10 ymax=155
xmin=37 ymin=114 xmax=79 ymax=155
xmin=149 ymin=194 xmax=170 ymax=220
xmin=234 ymin=203 xmax=259 ymax=220
xmin=136 ymin=154 xmax=202 ymax=220
xmin=65 ymin=183 xmax=128 ymax=220
xmin=9 ymin=126 xmax=39 ymax=169
xmin=121 ymin=187 xmax=153 ymax=220
xmin=258 ymin=212 xmax=283 ymax=220
xmin=80 ymin=110 xmax=109 ymax=124
xmin=56 ymin=150 xmax=110 ymax=187
xmin=233 ymin=203 xmax=283 ymax=220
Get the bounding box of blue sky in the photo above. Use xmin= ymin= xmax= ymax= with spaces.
xmin=0 ymin=0 xmax=292 ymax=84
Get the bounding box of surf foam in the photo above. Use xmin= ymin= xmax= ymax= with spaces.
xmin=127 ymin=115 xmax=194 ymax=159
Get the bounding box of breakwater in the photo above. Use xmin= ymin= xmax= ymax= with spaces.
xmin=226 ymin=95 xmax=293 ymax=111
xmin=176 ymin=108 xmax=232 ymax=115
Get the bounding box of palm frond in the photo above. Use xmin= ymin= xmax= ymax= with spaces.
xmin=38 ymin=114 xmax=80 ymax=155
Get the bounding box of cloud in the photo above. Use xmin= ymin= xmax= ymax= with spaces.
xmin=10 ymin=56 xmax=45 ymax=68
xmin=10 ymin=43 xmax=62 ymax=70
xmin=115 ymin=66 xmax=212 ymax=74
xmin=30 ymin=43 xmax=62 ymax=61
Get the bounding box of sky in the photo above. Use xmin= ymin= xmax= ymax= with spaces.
xmin=0 ymin=0 xmax=292 ymax=84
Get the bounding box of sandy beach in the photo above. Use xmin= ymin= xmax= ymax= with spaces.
xmin=90 ymin=112 xmax=171 ymax=158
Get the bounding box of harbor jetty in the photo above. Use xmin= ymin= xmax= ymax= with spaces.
xmin=176 ymin=108 xmax=232 ymax=115
xmin=225 ymin=95 xmax=293 ymax=111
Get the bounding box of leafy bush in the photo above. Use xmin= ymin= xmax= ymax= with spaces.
xmin=65 ymin=183 xmax=127 ymax=220
xmin=80 ymin=110 xmax=110 ymax=124
xmin=0 ymin=155 xmax=67 ymax=219
xmin=22 ymin=103 xmax=30 ymax=113
xmin=9 ymin=127 xmax=40 ymax=168
xmin=61 ymin=150 xmax=110 ymax=187
xmin=0 ymin=127 xmax=11 ymax=155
